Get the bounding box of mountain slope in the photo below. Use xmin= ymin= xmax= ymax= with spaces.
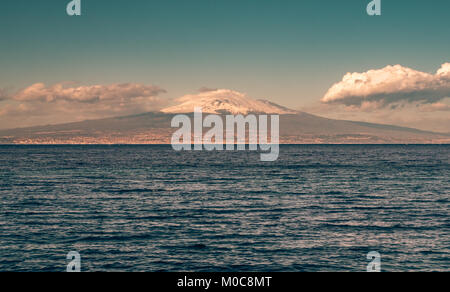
xmin=0 ymin=111 xmax=448 ymax=144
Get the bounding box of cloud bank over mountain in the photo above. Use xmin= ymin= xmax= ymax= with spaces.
xmin=12 ymin=82 xmax=166 ymax=103
xmin=322 ymin=63 xmax=450 ymax=108
xmin=0 ymin=82 xmax=168 ymax=129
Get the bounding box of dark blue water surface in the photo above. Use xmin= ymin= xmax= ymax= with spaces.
xmin=0 ymin=145 xmax=448 ymax=272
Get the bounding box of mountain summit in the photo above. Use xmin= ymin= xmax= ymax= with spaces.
xmin=161 ymin=89 xmax=297 ymax=115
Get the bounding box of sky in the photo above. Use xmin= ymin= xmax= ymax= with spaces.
xmin=0 ymin=0 xmax=449 ymax=131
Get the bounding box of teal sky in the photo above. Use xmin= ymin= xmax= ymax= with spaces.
xmin=1 ymin=0 xmax=449 ymax=109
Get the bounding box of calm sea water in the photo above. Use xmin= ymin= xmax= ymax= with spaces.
xmin=0 ymin=145 xmax=448 ymax=272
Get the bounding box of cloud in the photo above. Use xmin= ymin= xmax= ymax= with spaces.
xmin=0 ymin=103 xmax=33 ymax=117
xmin=418 ymin=101 xmax=450 ymax=112
xmin=198 ymin=87 xmax=218 ymax=93
xmin=0 ymin=82 xmax=168 ymax=129
xmin=13 ymin=82 xmax=166 ymax=103
xmin=322 ymin=63 xmax=450 ymax=107
xmin=0 ymin=89 xmax=7 ymax=101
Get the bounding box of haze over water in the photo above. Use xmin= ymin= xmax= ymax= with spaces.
xmin=0 ymin=145 xmax=448 ymax=272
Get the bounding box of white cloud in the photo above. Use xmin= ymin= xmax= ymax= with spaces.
xmin=0 ymin=82 xmax=168 ymax=129
xmin=322 ymin=63 xmax=450 ymax=107
xmin=13 ymin=82 xmax=166 ymax=103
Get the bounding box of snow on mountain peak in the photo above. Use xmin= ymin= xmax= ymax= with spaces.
xmin=161 ymin=89 xmax=297 ymax=115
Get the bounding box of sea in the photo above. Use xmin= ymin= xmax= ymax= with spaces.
xmin=0 ymin=145 xmax=448 ymax=272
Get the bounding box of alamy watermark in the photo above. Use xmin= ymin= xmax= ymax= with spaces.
xmin=367 ymin=0 xmax=381 ymax=16
xmin=66 ymin=0 xmax=81 ymax=16
xmin=66 ymin=251 xmax=81 ymax=272
xmin=66 ymin=1 xmax=381 ymax=17
xmin=170 ymin=108 xmax=279 ymax=162
xmin=367 ymin=251 xmax=381 ymax=272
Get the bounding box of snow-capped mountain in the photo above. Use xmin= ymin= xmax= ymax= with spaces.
xmin=1 ymin=89 xmax=448 ymax=144
xmin=161 ymin=89 xmax=298 ymax=115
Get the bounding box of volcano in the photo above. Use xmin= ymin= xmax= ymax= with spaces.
xmin=0 ymin=90 xmax=448 ymax=144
